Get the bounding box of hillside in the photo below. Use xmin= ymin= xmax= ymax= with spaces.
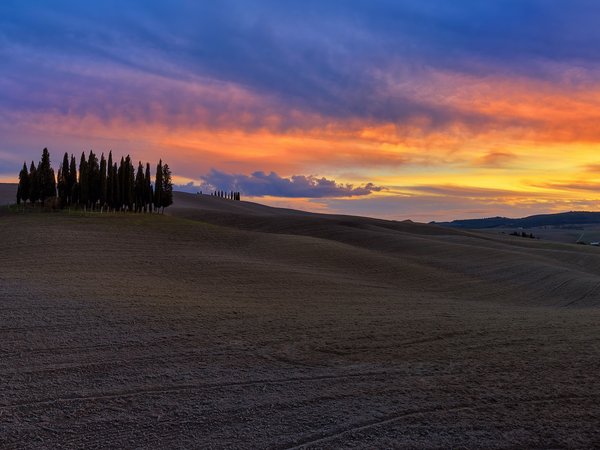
xmin=435 ymin=211 xmax=600 ymax=229
xmin=1 ymin=185 xmax=600 ymax=447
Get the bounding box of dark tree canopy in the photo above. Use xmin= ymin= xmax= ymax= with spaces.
xmin=15 ymin=148 xmax=174 ymax=213
xmin=29 ymin=161 xmax=39 ymax=204
xmin=154 ymin=159 xmax=163 ymax=211
xmin=161 ymin=163 xmax=173 ymax=211
xmin=79 ymin=152 xmax=89 ymax=208
xmin=100 ymin=153 xmax=107 ymax=208
xmin=17 ymin=163 xmax=30 ymax=205
xmin=38 ymin=148 xmax=57 ymax=203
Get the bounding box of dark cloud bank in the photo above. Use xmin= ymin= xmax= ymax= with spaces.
xmin=180 ymin=170 xmax=383 ymax=198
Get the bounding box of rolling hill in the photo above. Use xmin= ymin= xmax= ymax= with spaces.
xmin=435 ymin=211 xmax=600 ymax=228
xmin=1 ymin=184 xmax=599 ymax=447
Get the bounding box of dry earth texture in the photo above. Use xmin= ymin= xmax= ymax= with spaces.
xmin=1 ymin=183 xmax=599 ymax=448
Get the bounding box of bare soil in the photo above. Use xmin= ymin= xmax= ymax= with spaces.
xmin=1 ymin=189 xmax=599 ymax=448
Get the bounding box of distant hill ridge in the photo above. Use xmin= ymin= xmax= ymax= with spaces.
xmin=434 ymin=211 xmax=600 ymax=229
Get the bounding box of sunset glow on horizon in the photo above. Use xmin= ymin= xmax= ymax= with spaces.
xmin=3 ymin=1 xmax=600 ymax=221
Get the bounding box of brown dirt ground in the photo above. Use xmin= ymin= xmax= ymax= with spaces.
xmin=0 ymin=188 xmax=599 ymax=448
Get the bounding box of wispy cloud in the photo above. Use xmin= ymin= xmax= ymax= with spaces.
xmin=472 ymin=151 xmax=517 ymax=168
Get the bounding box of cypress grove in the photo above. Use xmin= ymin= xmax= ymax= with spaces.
xmin=16 ymin=148 xmax=174 ymax=213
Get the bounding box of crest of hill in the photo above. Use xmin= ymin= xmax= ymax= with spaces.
xmin=169 ymin=191 xmax=466 ymax=238
xmin=435 ymin=211 xmax=600 ymax=229
xmin=0 ymin=182 xmax=466 ymax=238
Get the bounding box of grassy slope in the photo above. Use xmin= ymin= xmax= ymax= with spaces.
xmin=1 ymin=190 xmax=600 ymax=447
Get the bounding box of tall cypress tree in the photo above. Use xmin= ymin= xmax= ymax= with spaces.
xmin=118 ymin=156 xmax=125 ymax=211
xmin=134 ymin=161 xmax=144 ymax=213
xmin=144 ymin=162 xmax=152 ymax=213
xmin=154 ymin=160 xmax=163 ymax=212
xmin=100 ymin=153 xmax=107 ymax=209
xmin=79 ymin=152 xmax=89 ymax=208
xmin=17 ymin=162 xmax=30 ymax=205
xmin=29 ymin=161 xmax=39 ymax=205
xmin=113 ymin=162 xmax=120 ymax=210
xmin=60 ymin=152 xmax=70 ymax=205
xmin=106 ymin=152 xmax=113 ymax=210
xmin=57 ymin=167 xmax=66 ymax=207
xmin=68 ymin=155 xmax=77 ymax=206
xmin=124 ymin=155 xmax=134 ymax=211
xmin=161 ymin=163 xmax=173 ymax=212
xmin=88 ymin=150 xmax=100 ymax=209
xmin=38 ymin=148 xmax=56 ymax=204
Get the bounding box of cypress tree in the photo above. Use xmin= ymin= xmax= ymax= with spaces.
xmin=57 ymin=168 xmax=66 ymax=207
xmin=144 ymin=162 xmax=152 ymax=213
xmin=29 ymin=161 xmax=39 ymax=205
xmin=60 ymin=152 xmax=70 ymax=205
xmin=79 ymin=152 xmax=89 ymax=208
xmin=134 ymin=161 xmax=144 ymax=212
xmin=17 ymin=162 xmax=30 ymax=205
xmin=38 ymin=148 xmax=56 ymax=204
xmin=88 ymin=150 xmax=100 ymax=209
xmin=113 ymin=162 xmax=120 ymax=210
xmin=68 ymin=155 xmax=77 ymax=206
xmin=118 ymin=156 xmax=125 ymax=211
xmin=48 ymin=167 xmax=57 ymax=204
xmin=125 ymin=155 xmax=134 ymax=211
xmin=106 ymin=152 xmax=113 ymax=211
xmin=100 ymin=153 xmax=107 ymax=209
xmin=161 ymin=163 xmax=173 ymax=212
xmin=154 ymin=160 xmax=163 ymax=212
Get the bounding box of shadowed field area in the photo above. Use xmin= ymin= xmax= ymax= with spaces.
xmin=0 ymin=183 xmax=16 ymax=207
xmin=1 ymin=187 xmax=600 ymax=448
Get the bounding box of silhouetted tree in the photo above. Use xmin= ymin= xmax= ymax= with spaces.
xmin=154 ymin=160 xmax=163 ymax=212
xmin=125 ymin=155 xmax=134 ymax=211
xmin=161 ymin=163 xmax=173 ymax=212
xmin=68 ymin=155 xmax=77 ymax=206
xmin=17 ymin=162 xmax=29 ymax=205
xmin=106 ymin=151 xmax=113 ymax=210
xmin=113 ymin=162 xmax=120 ymax=210
xmin=144 ymin=162 xmax=152 ymax=213
xmin=38 ymin=148 xmax=56 ymax=204
xmin=134 ymin=161 xmax=144 ymax=213
xmin=100 ymin=153 xmax=107 ymax=209
xmin=57 ymin=167 xmax=66 ymax=207
xmin=29 ymin=161 xmax=39 ymax=205
xmin=59 ymin=152 xmax=70 ymax=205
xmin=79 ymin=152 xmax=89 ymax=208
xmin=117 ymin=156 xmax=125 ymax=211
xmin=88 ymin=150 xmax=100 ymax=209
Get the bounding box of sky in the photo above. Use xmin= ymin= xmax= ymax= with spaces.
xmin=2 ymin=0 xmax=600 ymax=221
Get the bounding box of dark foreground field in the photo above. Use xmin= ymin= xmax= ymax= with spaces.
xmin=1 ymin=186 xmax=600 ymax=448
